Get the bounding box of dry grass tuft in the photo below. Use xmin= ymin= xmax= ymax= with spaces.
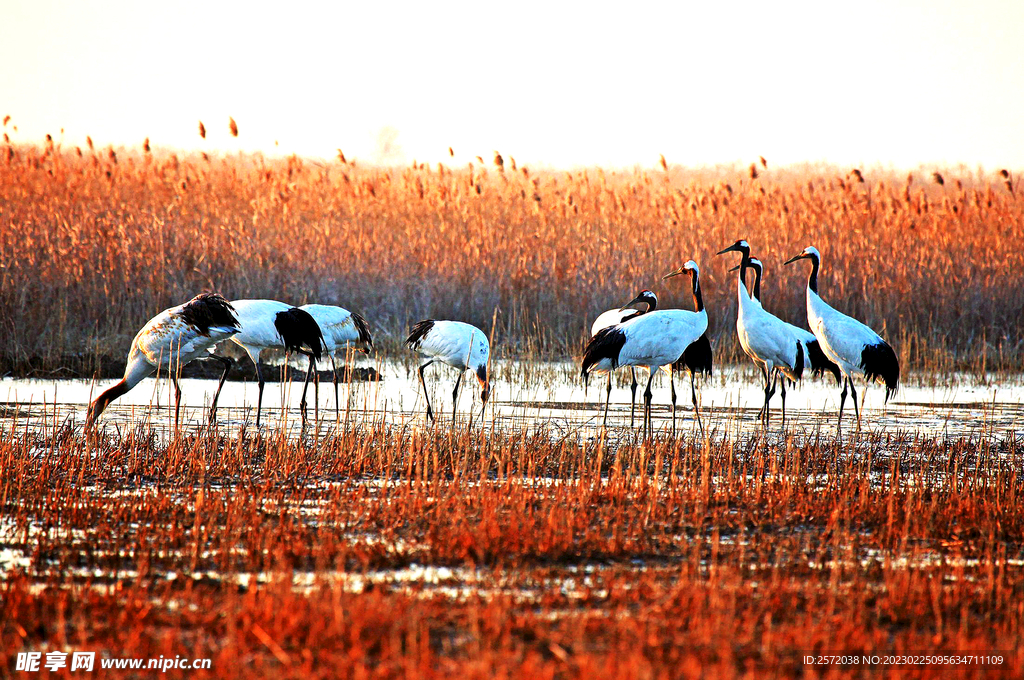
xmin=0 ymin=421 xmax=1021 ymax=677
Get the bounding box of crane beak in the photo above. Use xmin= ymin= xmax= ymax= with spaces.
xmin=662 ymin=266 xmax=686 ymax=280
xmin=716 ymin=244 xmax=741 ymax=256
xmin=728 ymin=263 xmax=741 ymax=272
xmin=783 ymin=253 xmax=805 ymax=265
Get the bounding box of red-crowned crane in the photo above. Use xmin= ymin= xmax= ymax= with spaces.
xmin=743 ymin=257 xmax=841 ymax=389
xmin=581 ymin=261 xmax=708 ymax=438
xmin=406 ymin=320 xmax=490 ymax=423
xmin=784 ymin=246 xmax=899 ymax=427
xmin=588 ymin=289 xmax=658 ymax=427
xmin=85 ymin=293 xmax=240 ymax=430
xmin=209 ymin=300 xmax=325 ymax=428
xmin=718 ymin=240 xmax=806 ymax=426
xmin=298 ymin=304 xmax=374 ymax=419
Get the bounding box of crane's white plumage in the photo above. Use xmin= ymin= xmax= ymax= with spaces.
xmin=582 ymin=261 xmax=708 ymax=436
xmin=211 ymin=299 xmax=326 ymax=427
xmin=228 ymin=300 xmax=299 ymax=363
xmin=735 ymin=272 xmax=803 ymax=382
xmin=590 ymin=290 xmax=657 ymax=336
xmin=807 ymin=298 xmax=886 ymax=377
xmin=299 ymin=304 xmax=373 ymax=357
xmin=607 ymin=310 xmax=708 ymax=370
xmin=298 ymin=304 xmax=374 ymax=418
xmin=406 ymin=320 xmax=490 ymax=422
xmin=785 ymin=245 xmax=899 ymax=426
xmin=745 ymin=257 xmax=841 ymax=388
xmin=86 ymin=293 xmax=240 ymax=428
xmin=718 ymin=241 xmax=807 ymax=426
xmin=588 ymin=289 xmax=657 ymax=427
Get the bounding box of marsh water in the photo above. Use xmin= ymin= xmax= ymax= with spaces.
xmin=3 ymin=359 xmax=1023 ymax=619
xmin=2 ymin=359 xmax=1021 ymax=443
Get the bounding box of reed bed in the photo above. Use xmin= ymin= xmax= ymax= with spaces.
xmin=1 ymin=417 xmax=1022 ymax=677
xmin=2 ymin=139 xmax=1023 ymax=380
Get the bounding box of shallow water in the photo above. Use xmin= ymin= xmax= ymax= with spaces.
xmin=2 ymin=360 xmax=1021 ymax=443
xmin=3 ymin=364 xmax=1023 ymax=619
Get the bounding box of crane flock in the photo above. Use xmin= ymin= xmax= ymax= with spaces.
xmin=85 ymin=242 xmax=899 ymax=435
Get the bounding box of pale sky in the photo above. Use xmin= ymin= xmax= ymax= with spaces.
xmin=2 ymin=0 xmax=1022 ymax=169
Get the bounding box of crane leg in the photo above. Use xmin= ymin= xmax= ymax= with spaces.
xmin=850 ymin=379 xmax=860 ymax=427
xmin=629 ymin=368 xmax=638 ymax=428
xmin=837 ymin=375 xmax=849 ymax=430
xmin=670 ymin=364 xmax=677 ymax=437
xmin=452 ymin=371 xmax=463 ymax=422
xmin=761 ymin=368 xmax=774 ymax=429
xmin=172 ymin=375 xmax=182 ymax=434
xmin=331 ymin=355 xmax=340 ymax=422
xmin=209 ymin=355 xmax=233 ymax=424
xmin=782 ymin=374 xmax=790 ymax=428
xmin=255 ymin=362 xmax=266 ymax=429
xmin=603 ymin=373 xmax=613 ymax=428
xmin=418 ymin=360 xmax=435 ymax=422
xmin=298 ymin=351 xmax=317 ymax=425
xmin=314 ymin=364 xmax=320 ymax=420
xmin=756 ymin=365 xmax=769 ymax=422
xmin=691 ymin=372 xmax=704 ymax=436
xmin=643 ymin=372 xmax=655 ymax=440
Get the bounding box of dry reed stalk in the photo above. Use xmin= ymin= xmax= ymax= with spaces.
xmin=0 ymin=145 xmax=1021 ymax=379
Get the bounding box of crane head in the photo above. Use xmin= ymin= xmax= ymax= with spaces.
xmin=716 ymin=239 xmax=750 ymax=257
xmin=618 ymin=289 xmax=658 ymax=313
xmin=663 ymin=260 xmax=699 ymax=281
xmin=784 ymin=246 xmax=821 ymax=265
xmin=476 ymin=365 xmax=490 ymax=403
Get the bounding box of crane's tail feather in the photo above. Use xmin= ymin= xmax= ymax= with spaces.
xmin=581 ymin=327 xmax=626 ymax=378
xmin=806 ymin=339 xmax=842 ymax=386
xmin=406 ymin=320 xmax=435 ymax=349
xmin=274 ymin=308 xmax=326 ymax=361
xmin=675 ymin=332 xmax=712 ymax=377
xmin=180 ymin=293 xmax=239 ymax=334
xmin=861 ymin=341 xmax=899 ymax=402
xmin=351 ymin=312 xmax=374 ymax=348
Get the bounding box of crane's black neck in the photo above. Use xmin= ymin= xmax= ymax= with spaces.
xmin=691 ymin=272 xmax=705 ymax=312
xmin=736 ymin=254 xmax=761 ymax=301
xmin=807 ymin=254 xmax=820 ymax=293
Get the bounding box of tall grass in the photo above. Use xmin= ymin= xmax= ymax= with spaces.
xmin=1 ymin=139 xmax=1022 ymax=378
xmin=1 ymin=420 xmax=1021 ymax=677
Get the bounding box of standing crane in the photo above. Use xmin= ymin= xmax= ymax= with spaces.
xmin=298 ymin=304 xmax=374 ymax=420
xmin=209 ymin=300 xmax=325 ymax=428
xmin=743 ymin=257 xmax=841 ymax=388
xmin=406 ymin=320 xmax=490 ymax=423
xmin=718 ymin=240 xmax=806 ymax=426
xmin=85 ymin=293 xmax=239 ymax=430
xmin=784 ymin=246 xmax=899 ymax=427
xmin=588 ymin=289 xmax=658 ymax=427
xmin=581 ymin=261 xmax=708 ymax=438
